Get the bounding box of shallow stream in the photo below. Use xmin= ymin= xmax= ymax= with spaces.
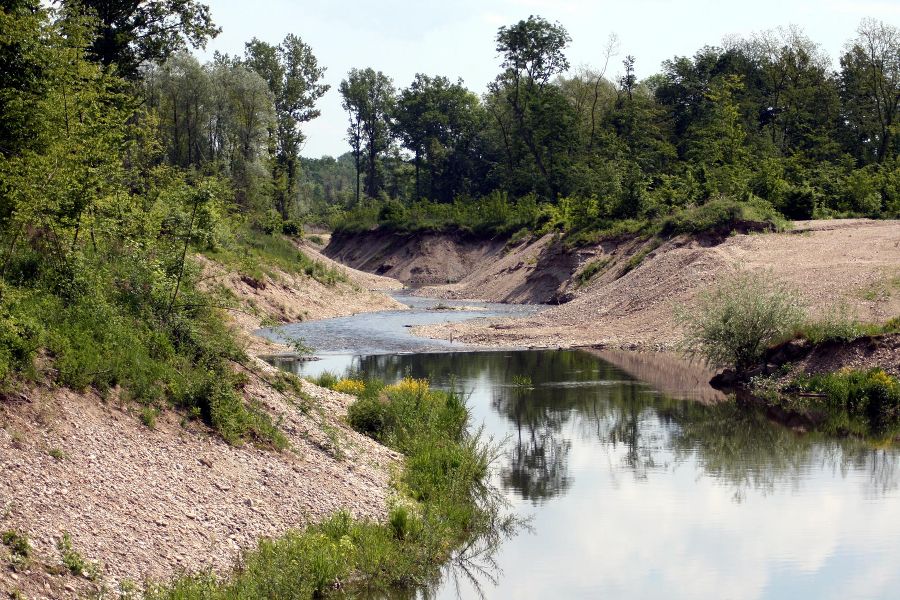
xmin=263 ymin=297 xmax=900 ymax=599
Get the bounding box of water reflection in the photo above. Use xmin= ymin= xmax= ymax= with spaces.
xmin=275 ymin=349 xmax=900 ymax=599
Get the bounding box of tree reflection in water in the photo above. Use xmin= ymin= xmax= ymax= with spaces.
xmin=322 ymin=350 xmax=900 ymax=502
xmin=281 ymin=348 xmax=900 ymax=599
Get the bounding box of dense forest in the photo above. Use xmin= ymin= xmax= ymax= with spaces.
xmin=0 ymin=0 xmax=898 ymax=426
xmin=321 ymin=16 xmax=900 ymax=235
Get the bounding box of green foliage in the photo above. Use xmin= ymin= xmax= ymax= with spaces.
xmin=2 ymin=530 xmax=31 ymax=559
xmin=57 ymin=532 xmax=100 ymax=579
xmin=309 ymin=371 xmax=339 ymax=389
xmin=677 ymin=271 xmax=806 ymax=371
xmin=659 ymin=196 xmax=789 ymax=237
xmin=786 ymin=369 xmax=900 ymax=437
xmin=148 ymin=377 xmax=512 ymax=599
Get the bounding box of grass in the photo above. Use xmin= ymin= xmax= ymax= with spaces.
xmin=575 ymin=258 xmax=611 ymax=288
xmin=0 ymin=248 xmax=286 ymax=450
xmin=775 ymin=369 xmax=900 ymax=439
xmin=859 ymin=273 xmax=900 ymax=302
xmin=58 ymin=532 xmax=101 ymax=580
xmin=205 ymin=226 xmax=346 ymax=287
xmin=147 ymin=376 xmax=515 ymax=599
xmin=796 ymin=309 xmax=900 ymax=345
xmin=2 ymin=530 xmax=31 ymax=560
xmin=140 ymin=406 xmax=158 ymax=430
xmin=617 ymin=238 xmax=661 ymax=279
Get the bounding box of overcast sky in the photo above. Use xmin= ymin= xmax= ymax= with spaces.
xmin=198 ymin=0 xmax=900 ymax=158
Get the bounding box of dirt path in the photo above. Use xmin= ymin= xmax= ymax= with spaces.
xmin=412 ymin=220 xmax=900 ymax=350
xmin=1 ymin=250 xmax=407 ymax=600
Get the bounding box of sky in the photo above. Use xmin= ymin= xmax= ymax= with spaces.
xmin=197 ymin=0 xmax=900 ymax=158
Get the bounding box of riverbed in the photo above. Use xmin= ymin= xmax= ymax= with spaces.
xmin=263 ymin=298 xmax=900 ymax=600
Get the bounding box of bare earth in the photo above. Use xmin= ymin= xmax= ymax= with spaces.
xmin=414 ymin=220 xmax=900 ymax=350
xmin=1 ymin=251 xmax=405 ymax=600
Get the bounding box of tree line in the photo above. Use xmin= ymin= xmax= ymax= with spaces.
xmin=323 ymin=16 xmax=899 ymax=228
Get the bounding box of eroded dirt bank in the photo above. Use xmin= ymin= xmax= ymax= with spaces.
xmin=404 ymin=220 xmax=900 ymax=350
xmin=325 ymin=230 xmax=513 ymax=290
xmin=0 ymin=248 xmax=405 ymax=599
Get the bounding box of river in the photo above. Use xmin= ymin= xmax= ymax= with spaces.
xmin=262 ymin=296 xmax=900 ymax=600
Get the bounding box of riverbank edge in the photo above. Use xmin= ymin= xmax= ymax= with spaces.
xmin=0 ymin=250 xmax=410 ymax=600
xmin=710 ymin=333 xmax=900 ymax=441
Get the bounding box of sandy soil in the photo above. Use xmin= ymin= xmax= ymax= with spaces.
xmin=413 ymin=233 xmax=581 ymax=304
xmin=1 ymin=249 xmax=407 ymax=599
xmin=324 ymin=230 xmax=508 ymax=287
xmin=197 ymin=243 xmax=404 ymax=357
xmin=413 ymin=220 xmax=900 ymax=350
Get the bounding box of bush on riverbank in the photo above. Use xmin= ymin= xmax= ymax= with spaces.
xmin=773 ymin=369 xmax=900 ymax=439
xmin=146 ymin=376 xmax=513 ymax=598
xmin=677 ymin=271 xmax=806 ymax=372
xmin=329 ymin=193 xmax=789 ymax=247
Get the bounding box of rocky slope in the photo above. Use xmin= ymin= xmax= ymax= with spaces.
xmin=409 ymin=219 xmax=900 ymax=350
xmin=0 ymin=248 xmax=406 ymax=600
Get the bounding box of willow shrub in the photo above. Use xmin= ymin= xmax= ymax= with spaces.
xmin=677 ymin=271 xmax=806 ymax=372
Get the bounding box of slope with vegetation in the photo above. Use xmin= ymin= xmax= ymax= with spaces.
xmin=0 ymin=2 xmax=438 ymax=599
xmin=412 ymin=219 xmax=900 ymax=350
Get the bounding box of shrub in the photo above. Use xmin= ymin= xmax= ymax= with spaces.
xmin=790 ymin=369 xmax=900 ymax=436
xmin=2 ymin=530 xmax=31 ymax=559
xmin=346 ymin=395 xmax=387 ymax=437
xmin=659 ymin=195 xmax=788 ymax=238
xmin=310 ymin=371 xmax=339 ymax=389
xmin=677 ymin=271 xmax=805 ymax=371
xmin=140 ymin=407 xmax=158 ymax=430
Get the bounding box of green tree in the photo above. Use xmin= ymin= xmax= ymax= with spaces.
xmin=839 ymin=19 xmax=900 ymax=164
xmin=686 ymin=75 xmax=752 ymax=198
xmin=494 ymin=15 xmax=574 ymax=200
xmin=61 ymin=0 xmax=220 ymax=79
xmin=745 ymin=26 xmax=841 ymax=158
xmin=339 ymin=68 xmax=395 ymax=200
xmin=244 ymin=35 xmax=329 ymax=218
xmin=393 ymin=74 xmax=482 ymax=202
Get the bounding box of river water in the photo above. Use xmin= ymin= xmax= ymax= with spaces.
xmin=262 ymin=297 xmax=900 ymax=600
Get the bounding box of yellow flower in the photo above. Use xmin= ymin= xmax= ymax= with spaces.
xmin=333 ymin=379 xmax=366 ymax=396
xmin=385 ymin=377 xmax=430 ymax=397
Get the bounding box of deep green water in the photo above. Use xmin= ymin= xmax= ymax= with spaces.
xmin=274 ymin=349 xmax=900 ymax=600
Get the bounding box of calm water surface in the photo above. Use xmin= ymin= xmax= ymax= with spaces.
xmin=266 ymin=302 xmax=900 ymax=599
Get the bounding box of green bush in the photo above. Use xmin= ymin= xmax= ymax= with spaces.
xmin=677 ymin=271 xmax=805 ymax=371
xmin=660 ymin=195 xmax=789 ymax=237
xmin=2 ymin=530 xmax=31 ymax=558
xmin=789 ymin=369 xmax=900 ymax=436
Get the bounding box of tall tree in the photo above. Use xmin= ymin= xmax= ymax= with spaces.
xmin=60 ymin=0 xmax=220 ymax=79
xmin=339 ymin=68 xmax=394 ymax=200
xmin=393 ymin=74 xmax=482 ymax=202
xmin=494 ymin=15 xmax=574 ymax=200
xmin=244 ymin=35 xmax=329 ymax=217
xmin=839 ymin=18 xmax=900 ymax=163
